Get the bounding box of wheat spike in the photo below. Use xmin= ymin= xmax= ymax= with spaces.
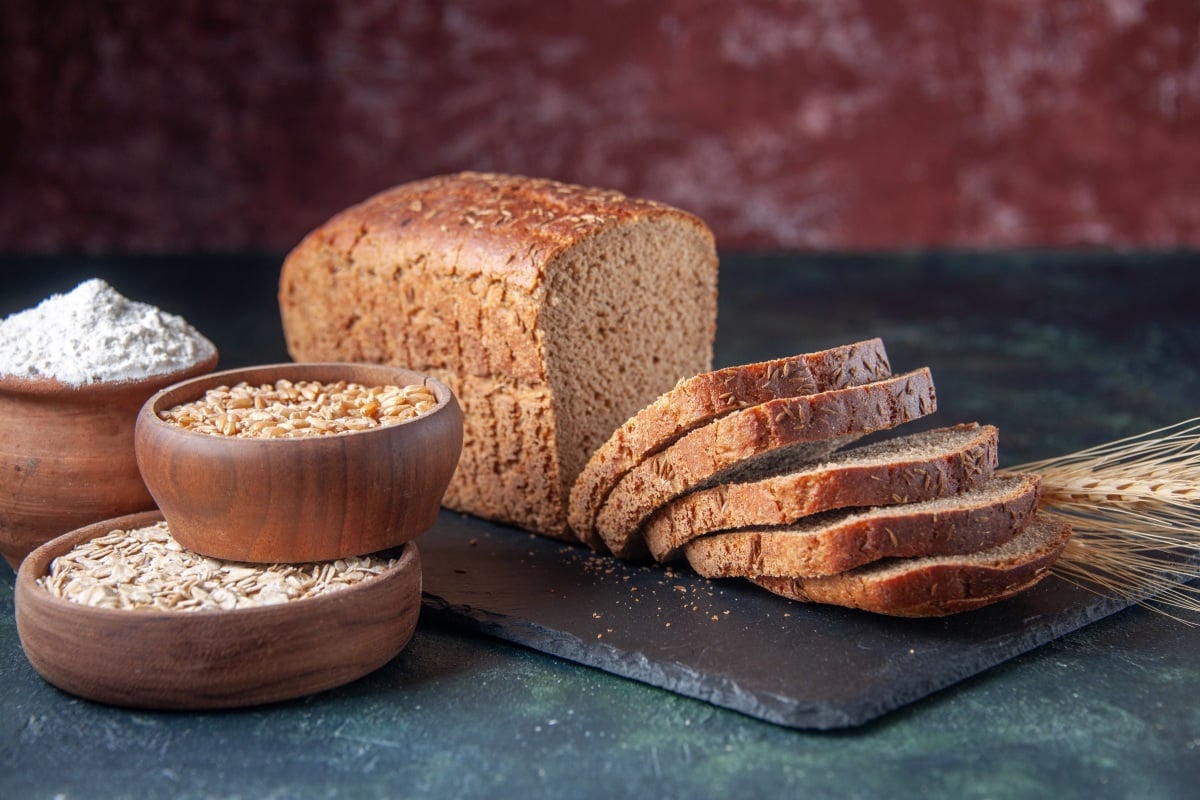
xmin=1011 ymin=417 xmax=1200 ymax=625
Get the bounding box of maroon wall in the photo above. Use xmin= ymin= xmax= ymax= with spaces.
xmin=4 ymin=0 xmax=1199 ymax=253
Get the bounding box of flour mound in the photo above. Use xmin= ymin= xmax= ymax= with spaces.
xmin=0 ymin=278 xmax=217 ymax=385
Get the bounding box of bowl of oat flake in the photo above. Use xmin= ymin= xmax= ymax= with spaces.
xmin=14 ymin=510 xmax=421 ymax=709
xmin=135 ymin=362 xmax=463 ymax=564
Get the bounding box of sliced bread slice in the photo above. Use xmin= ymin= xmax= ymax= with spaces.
xmin=568 ymin=339 xmax=893 ymax=551
xmin=595 ymin=368 xmax=938 ymax=559
xmin=644 ymin=423 xmax=999 ymax=562
xmin=684 ymin=471 xmax=1041 ymax=578
xmin=750 ymin=512 xmax=1072 ymax=617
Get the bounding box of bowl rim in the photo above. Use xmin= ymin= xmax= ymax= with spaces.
xmin=138 ymin=361 xmax=458 ymax=444
xmin=0 ymin=351 xmax=219 ymax=398
xmin=15 ymin=510 xmax=418 ymax=621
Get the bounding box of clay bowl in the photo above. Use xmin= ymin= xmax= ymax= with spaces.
xmin=0 ymin=353 xmax=219 ymax=570
xmin=135 ymin=362 xmax=463 ymax=563
xmin=14 ymin=510 xmax=421 ymax=710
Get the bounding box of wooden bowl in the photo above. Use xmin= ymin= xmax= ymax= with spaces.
xmin=0 ymin=354 xmax=219 ymax=570
xmin=14 ymin=510 xmax=422 ymax=710
xmin=135 ymin=362 xmax=463 ymax=563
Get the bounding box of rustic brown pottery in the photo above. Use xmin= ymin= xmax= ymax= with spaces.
xmin=14 ymin=510 xmax=422 ymax=710
xmin=0 ymin=354 xmax=219 ymax=569
xmin=135 ymin=362 xmax=463 ymax=563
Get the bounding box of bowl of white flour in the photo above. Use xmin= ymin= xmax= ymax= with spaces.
xmin=0 ymin=279 xmax=218 ymax=568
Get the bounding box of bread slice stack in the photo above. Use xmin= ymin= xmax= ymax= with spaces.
xmin=569 ymin=340 xmax=1071 ymax=617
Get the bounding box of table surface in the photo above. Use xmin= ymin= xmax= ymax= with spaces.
xmin=1 ymin=251 xmax=1198 ymax=799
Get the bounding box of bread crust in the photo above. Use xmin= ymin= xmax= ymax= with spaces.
xmin=595 ymin=369 xmax=938 ymax=559
xmin=283 ymin=172 xmax=706 ymax=296
xmin=750 ymin=513 xmax=1072 ymax=617
xmin=684 ymin=471 xmax=1040 ymax=578
xmin=569 ymin=339 xmax=894 ymax=552
xmin=278 ymin=172 xmax=718 ymax=538
xmin=644 ymin=423 xmax=999 ymax=562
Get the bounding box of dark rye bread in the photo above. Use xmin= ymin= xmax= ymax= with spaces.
xmin=568 ymin=339 xmax=893 ymax=552
xmin=279 ymin=172 xmax=718 ymax=539
xmin=595 ymin=369 xmax=938 ymax=559
xmin=684 ymin=471 xmax=1041 ymax=578
xmin=750 ymin=513 xmax=1072 ymax=617
xmin=644 ymin=423 xmax=999 ymax=563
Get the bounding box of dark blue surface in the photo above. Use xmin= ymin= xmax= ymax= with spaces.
xmin=2 ymin=252 xmax=1198 ymax=797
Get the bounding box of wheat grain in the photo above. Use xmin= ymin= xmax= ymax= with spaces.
xmin=1011 ymin=417 xmax=1200 ymax=624
xmin=159 ymin=379 xmax=438 ymax=438
xmin=1047 ymin=511 xmax=1200 ymax=621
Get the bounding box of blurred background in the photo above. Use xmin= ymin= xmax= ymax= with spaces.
xmin=3 ymin=0 xmax=1198 ymax=255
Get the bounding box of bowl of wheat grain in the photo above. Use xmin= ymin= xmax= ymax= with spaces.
xmin=134 ymin=362 xmax=463 ymax=564
xmin=14 ymin=509 xmax=421 ymax=709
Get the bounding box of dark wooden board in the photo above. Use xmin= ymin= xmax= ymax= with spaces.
xmin=419 ymin=511 xmax=1137 ymax=730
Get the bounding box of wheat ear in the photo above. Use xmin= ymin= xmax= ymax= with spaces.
xmin=1010 ymin=417 xmax=1200 ymax=624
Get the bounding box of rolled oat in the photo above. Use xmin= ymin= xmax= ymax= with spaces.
xmin=37 ymin=521 xmax=397 ymax=611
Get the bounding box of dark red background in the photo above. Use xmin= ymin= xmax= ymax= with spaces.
xmin=4 ymin=0 xmax=1199 ymax=253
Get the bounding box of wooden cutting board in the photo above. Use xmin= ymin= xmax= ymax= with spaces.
xmin=418 ymin=511 xmax=1139 ymax=730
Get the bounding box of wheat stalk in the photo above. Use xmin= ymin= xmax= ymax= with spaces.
xmin=1010 ymin=417 xmax=1200 ymax=625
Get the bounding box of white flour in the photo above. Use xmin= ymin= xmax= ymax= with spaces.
xmin=0 ymin=278 xmax=217 ymax=386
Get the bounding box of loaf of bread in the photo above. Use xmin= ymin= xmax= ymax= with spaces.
xmin=279 ymin=172 xmax=719 ymax=538
xmin=568 ymin=339 xmax=894 ymax=552
xmin=281 ymin=180 xmax=1067 ymax=619
xmin=594 ymin=369 xmax=938 ymax=558
xmin=684 ymin=472 xmax=1041 ymax=578
xmin=750 ymin=513 xmax=1071 ymax=617
xmin=643 ymin=423 xmax=999 ymax=562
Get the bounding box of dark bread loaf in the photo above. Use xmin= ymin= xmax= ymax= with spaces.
xmin=750 ymin=513 xmax=1071 ymax=617
xmin=279 ymin=172 xmax=718 ymax=539
xmin=684 ymin=471 xmax=1041 ymax=578
xmin=569 ymin=339 xmax=894 ymax=552
xmin=643 ymin=423 xmax=999 ymax=562
xmin=595 ymin=369 xmax=938 ymax=558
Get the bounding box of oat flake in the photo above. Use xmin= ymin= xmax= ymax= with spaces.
xmin=0 ymin=278 xmax=216 ymax=385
